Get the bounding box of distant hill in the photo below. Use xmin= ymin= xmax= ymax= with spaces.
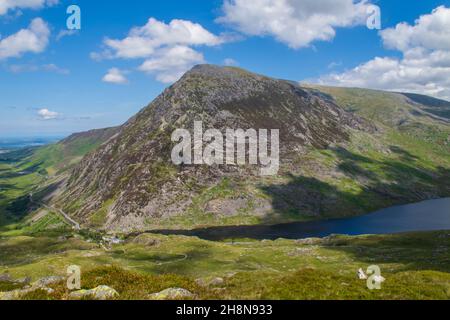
xmin=12 ymin=127 xmax=120 ymax=176
xmin=399 ymin=92 xmax=450 ymax=120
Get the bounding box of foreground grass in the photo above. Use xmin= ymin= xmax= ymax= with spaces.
xmin=1 ymin=230 xmax=449 ymax=300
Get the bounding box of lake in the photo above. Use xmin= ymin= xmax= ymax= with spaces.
xmin=150 ymin=198 xmax=450 ymax=240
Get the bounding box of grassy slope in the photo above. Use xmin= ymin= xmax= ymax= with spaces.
xmin=0 ymin=159 xmax=44 ymax=226
xmin=0 ymin=230 xmax=449 ymax=300
xmin=26 ymin=127 xmax=118 ymax=176
xmin=0 ymin=127 xmax=118 ymax=228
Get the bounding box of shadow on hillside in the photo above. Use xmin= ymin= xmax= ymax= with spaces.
xmin=259 ymin=146 xmax=449 ymax=224
xmin=148 ymin=146 xmax=450 ymax=241
xmin=322 ymin=232 xmax=450 ymax=274
xmin=4 ymin=180 xmax=64 ymax=221
xmin=0 ymin=148 xmax=35 ymax=163
xmin=0 ymin=183 xmax=19 ymax=201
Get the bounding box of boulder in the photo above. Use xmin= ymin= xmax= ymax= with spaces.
xmin=33 ymin=276 xmax=65 ymax=288
xmin=295 ymin=238 xmax=322 ymax=245
xmin=69 ymin=285 xmax=119 ymax=300
xmin=132 ymin=235 xmax=162 ymax=247
xmin=358 ymin=268 xmax=368 ymax=280
xmin=148 ymin=288 xmax=195 ymax=300
xmin=0 ymin=273 xmax=13 ymax=282
xmin=209 ymin=277 xmax=224 ymax=286
xmin=195 ymin=277 xmax=224 ymax=287
xmin=0 ymin=287 xmax=45 ymax=300
xmin=14 ymin=277 xmax=31 ymax=285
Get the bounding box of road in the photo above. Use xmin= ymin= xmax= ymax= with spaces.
xmin=40 ymin=202 xmax=81 ymax=230
xmin=29 ymin=182 xmax=81 ymax=231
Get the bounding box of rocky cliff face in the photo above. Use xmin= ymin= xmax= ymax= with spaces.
xmin=56 ymin=65 xmax=374 ymax=230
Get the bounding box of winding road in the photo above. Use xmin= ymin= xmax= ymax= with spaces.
xmin=29 ymin=176 xmax=81 ymax=230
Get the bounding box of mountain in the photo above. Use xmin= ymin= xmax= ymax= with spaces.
xmin=399 ymin=92 xmax=450 ymax=120
xmin=49 ymin=65 xmax=449 ymax=232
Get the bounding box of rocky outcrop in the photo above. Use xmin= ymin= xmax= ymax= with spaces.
xmin=33 ymin=276 xmax=65 ymax=288
xmin=0 ymin=273 xmax=13 ymax=282
xmin=131 ymin=234 xmax=162 ymax=247
xmin=148 ymin=288 xmax=195 ymax=300
xmin=69 ymin=285 xmax=119 ymax=300
xmin=56 ymin=65 xmax=375 ymax=230
xmin=0 ymin=276 xmax=64 ymax=300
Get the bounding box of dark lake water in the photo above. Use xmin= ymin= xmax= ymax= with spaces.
xmin=151 ymin=198 xmax=450 ymax=240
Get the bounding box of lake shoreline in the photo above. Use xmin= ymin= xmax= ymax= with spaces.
xmin=143 ymin=197 xmax=450 ymax=241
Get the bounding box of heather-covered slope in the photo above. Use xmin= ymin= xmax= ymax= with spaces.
xmin=56 ymin=65 xmax=373 ymax=230
xmin=54 ymin=65 xmax=450 ymax=232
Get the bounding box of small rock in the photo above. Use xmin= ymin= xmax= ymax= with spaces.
xmin=295 ymin=238 xmax=321 ymax=245
xmin=132 ymin=235 xmax=162 ymax=247
xmin=148 ymin=288 xmax=195 ymax=300
xmin=0 ymin=273 xmax=13 ymax=282
xmin=82 ymin=251 xmax=102 ymax=258
xmin=196 ymin=277 xmax=224 ymax=287
xmin=42 ymin=287 xmax=55 ymax=294
xmin=69 ymin=285 xmax=119 ymax=300
xmin=102 ymin=236 xmax=123 ymax=245
xmin=194 ymin=278 xmax=207 ymax=287
xmin=14 ymin=277 xmax=31 ymax=285
xmin=209 ymin=277 xmax=224 ymax=286
xmin=225 ymin=272 xmax=237 ymax=279
xmin=33 ymin=276 xmax=65 ymax=288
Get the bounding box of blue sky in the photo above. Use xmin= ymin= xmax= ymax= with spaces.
xmin=0 ymin=0 xmax=449 ymax=137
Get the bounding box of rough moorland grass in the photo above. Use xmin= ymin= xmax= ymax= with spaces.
xmin=1 ymin=231 xmax=450 ymax=300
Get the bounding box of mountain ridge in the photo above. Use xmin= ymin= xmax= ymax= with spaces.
xmin=41 ymin=65 xmax=450 ymax=232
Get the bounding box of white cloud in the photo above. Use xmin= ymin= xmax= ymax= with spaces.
xmin=37 ymin=108 xmax=60 ymax=120
xmin=328 ymin=61 xmax=343 ymax=69
xmin=8 ymin=63 xmax=69 ymax=74
xmin=101 ymin=18 xmax=223 ymax=59
xmin=138 ymin=45 xmax=204 ymax=83
xmin=380 ymin=6 xmax=450 ymax=52
xmin=318 ymin=6 xmax=450 ymax=100
xmin=217 ymin=0 xmax=372 ymax=49
xmin=56 ymin=29 xmax=78 ymax=41
xmin=93 ymin=17 xmax=224 ymax=83
xmin=0 ymin=0 xmax=58 ymax=16
xmin=42 ymin=63 xmax=69 ymax=74
xmin=102 ymin=67 xmax=128 ymax=84
xmin=0 ymin=17 xmax=50 ymax=60
xmin=223 ymin=58 xmax=238 ymax=66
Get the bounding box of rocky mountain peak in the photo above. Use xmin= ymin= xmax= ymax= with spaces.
xmin=55 ymin=65 xmax=375 ymax=231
